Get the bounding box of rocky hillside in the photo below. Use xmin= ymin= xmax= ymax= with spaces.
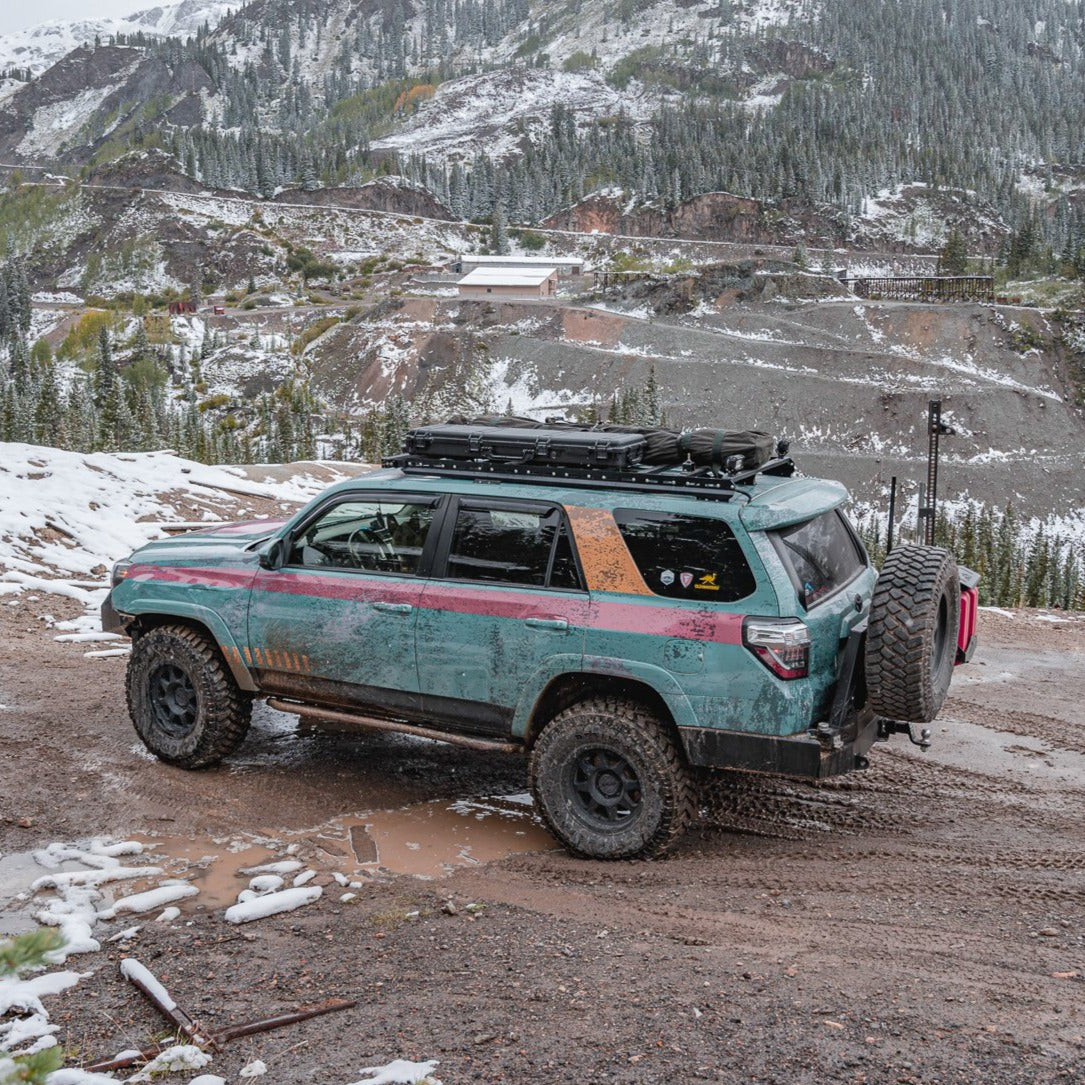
xmin=1 ymin=0 xmax=1083 ymax=258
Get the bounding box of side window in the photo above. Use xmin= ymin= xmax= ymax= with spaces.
xmin=287 ymin=497 xmax=436 ymax=574
xmin=446 ymin=504 xmax=582 ymax=589
xmin=772 ymin=510 xmax=867 ymax=608
xmin=613 ymin=508 xmax=756 ymax=602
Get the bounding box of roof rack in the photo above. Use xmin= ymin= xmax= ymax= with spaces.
xmin=380 ymin=423 xmax=795 ymax=499
xmin=381 ymin=453 xmax=796 ymax=499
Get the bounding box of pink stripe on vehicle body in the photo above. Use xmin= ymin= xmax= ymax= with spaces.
xmin=134 ymin=566 xmax=745 ymax=644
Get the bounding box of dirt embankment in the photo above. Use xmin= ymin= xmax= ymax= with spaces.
xmin=1 ymin=607 xmax=1084 ymax=1083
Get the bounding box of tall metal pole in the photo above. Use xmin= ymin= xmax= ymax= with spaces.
xmin=924 ymin=400 xmax=941 ymax=546
xmin=886 ymin=475 xmax=897 ymax=554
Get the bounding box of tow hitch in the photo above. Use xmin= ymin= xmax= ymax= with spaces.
xmin=878 ymin=718 xmax=932 ymax=751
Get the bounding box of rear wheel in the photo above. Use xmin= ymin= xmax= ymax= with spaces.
xmin=528 ymin=697 xmax=694 ymax=859
xmin=866 ymin=545 xmax=959 ymax=723
xmin=126 ymin=624 xmax=252 ymax=768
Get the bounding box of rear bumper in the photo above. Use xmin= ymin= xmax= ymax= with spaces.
xmin=680 ymin=708 xmax=879 ymax=779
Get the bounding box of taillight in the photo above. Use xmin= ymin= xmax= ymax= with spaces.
xmin=743 ymin=617 xmax=810 ymax=680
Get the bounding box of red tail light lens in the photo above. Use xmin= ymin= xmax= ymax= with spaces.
xmin=743 ymin=618 xmax=810 ymax=680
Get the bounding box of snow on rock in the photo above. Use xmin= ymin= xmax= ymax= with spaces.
xmin=0 ymin=968 xmax=85 ymax=1056
xmin=224 ymin=885 xmax=322 ymax=924
xmin=189 ymin=1077 xmax=228 ymax=1085
xmin=371 ymin=69 xmax=651 ymax=161
xmin=239 ymin=859 xmax=304 ymax=876
xmin=247 ymin=874 xmax=285 ymax=894
xmin=348 ymin=1058 xmax=442 ymax=1085
xmin=239 ymin=1059 xmax=268 ymax=1077
xmin=125 ymin=1044 xmax=213 ymax=1082
xmin=155 ymin=906 xmax=181 ymax=923
xmin=98 ymin=882 xmax=198 ymax=919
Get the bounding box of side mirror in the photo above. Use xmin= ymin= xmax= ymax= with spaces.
xmin=258 ymin=538 xmax=284 ymax=571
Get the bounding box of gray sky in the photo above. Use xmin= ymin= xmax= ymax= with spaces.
xmin=0 ymin=0 xmax=143 ymax=37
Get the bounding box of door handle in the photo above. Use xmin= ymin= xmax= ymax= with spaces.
xmin=525 ymin=617 xmax=569 ymax=632
xmin=372 ymin=601 xmax=413 ymax=615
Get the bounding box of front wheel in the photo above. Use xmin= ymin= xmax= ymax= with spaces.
xmin=528 ymin=697 xmax=694 ymax=860
xmin=126 ymin=624 xmax=252 ymax=768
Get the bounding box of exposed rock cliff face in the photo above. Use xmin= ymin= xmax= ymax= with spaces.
xmin=0 ymin=43 xmax=210 ymax=163
xmin=543 ymin=191 xmax=812 ymax=245
xmin=272 ymin=179 xmax=453 ymax=220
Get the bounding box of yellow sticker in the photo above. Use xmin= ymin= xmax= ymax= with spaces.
xmin=695 ymin=572 xmax=720 ymax=591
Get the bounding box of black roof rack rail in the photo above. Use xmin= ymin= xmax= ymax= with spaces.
xmin=381 ymin=453 xmax=796 ymax=498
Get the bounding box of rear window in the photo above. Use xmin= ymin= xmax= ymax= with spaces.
xmin=772 ymin=510 xmax=867 ymax=608
xmin=613 ymin=509 xmax=756 ymax=602
xmin=446 ymin=504 xmax=583 ymax=590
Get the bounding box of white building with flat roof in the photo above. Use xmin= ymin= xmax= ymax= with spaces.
xmin=457 ymin=266 xmax=558 ymax=298
xmin=453 ymin=254 xmax=585 ymax=276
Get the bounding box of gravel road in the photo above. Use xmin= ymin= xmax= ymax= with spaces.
xmin=1 ymin=603 xmax=1083 ymax=1084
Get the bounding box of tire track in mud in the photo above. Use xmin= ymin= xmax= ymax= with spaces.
xmin=944 ymin=696 xmax=1085 ymax=755
xmin=692 ymin=747 xmax=1059 ymax=842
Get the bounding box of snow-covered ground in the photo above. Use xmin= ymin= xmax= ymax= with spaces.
xmin=0 ymin=838 xmax=443 ymax=1083
xmin=371 ymin=68 xmax=655 ymax=161
xmin=0 ymin=0 xmax=236 ymax=77
xmin=0 ymin=444 xmax=356 ymax=636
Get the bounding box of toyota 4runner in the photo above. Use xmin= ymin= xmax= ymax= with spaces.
xmin=103 ymin=423 xmax=979 ymax=859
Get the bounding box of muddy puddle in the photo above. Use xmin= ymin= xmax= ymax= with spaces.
xmin=0 ymin=794 xmax=555 ymax=927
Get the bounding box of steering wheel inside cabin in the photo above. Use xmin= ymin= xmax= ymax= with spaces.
xmin=347 ymin=527 xmax=393 ymax=569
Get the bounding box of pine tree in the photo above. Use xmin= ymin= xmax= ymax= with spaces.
xmin=491 ymin=200 xmax=509 ymax=254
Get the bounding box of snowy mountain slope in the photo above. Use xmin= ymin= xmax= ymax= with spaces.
xmin=0 ymin=443 xmax=356 ymax=629
xmin=0 ymin=0 xmax=235 ymax=77
xmin=370 ymin=68 xmax=656 ymax=160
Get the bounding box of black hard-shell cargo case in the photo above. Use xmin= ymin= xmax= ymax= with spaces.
xmin=403 ymin=425 xmax=647 ymax=468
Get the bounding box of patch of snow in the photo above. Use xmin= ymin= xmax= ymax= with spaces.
xmin=98 ymin=882 xmax=198 ymax=919
xmin=32 ymin=291 xmax=82 ymax=304
xmin=247 ymin=874 xmax=285 ymax=894
xmin=126 ymin=1044 xmax=212 ymax=1082
xmin=0 ymin=968 xmax=86 ymax=1055
xmin=224 ymin=885 xmax=322 ymax=924
xmin=239 ymin=859 xmax=303 ymax=876
xmin=348 ymin=1059 xmax=442 ymax=1085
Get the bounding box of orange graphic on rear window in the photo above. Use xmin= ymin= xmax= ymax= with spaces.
xmin=564 ymin=505 xmax=652 ymax=596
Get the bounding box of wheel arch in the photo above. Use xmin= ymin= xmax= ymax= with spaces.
xmin=521 ymin=669 xmax=690 ymax=754
xmin=128 ymin=608 xmax=257 ymax=692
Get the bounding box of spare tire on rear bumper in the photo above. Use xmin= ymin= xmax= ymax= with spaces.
xmin=866 ymin=544 xmax=959 ymax=723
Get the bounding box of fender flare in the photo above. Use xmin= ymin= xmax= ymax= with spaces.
xmin=125 ymin=599 xmax=258 ymax=692
xmin=511 ymin=654 xmax=700 ymax=740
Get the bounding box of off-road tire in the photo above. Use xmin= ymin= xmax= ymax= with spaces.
xmin=866 ymin=544 xmax=959 ymax=724
xmin=528 ymin=697 xmax=695 ymax=860
xmin=126 ymin=624 xmax=252 ymax=768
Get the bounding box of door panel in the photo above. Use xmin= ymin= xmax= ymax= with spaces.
xmin=416 ymin=500 xmax=588 ymax=734
xmin=246 ymin=493 xmax=439 ymax=712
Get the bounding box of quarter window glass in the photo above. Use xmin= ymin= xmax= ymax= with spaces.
xmin=773 ymin=510 xmax=867 ymax=608
xmin=448 ymin=506 xmax=574 ymax=587
xmin=613 ymin=509 xmax=756 ymax=601
xmin=287 ymin=499 xmax=435 ymax=573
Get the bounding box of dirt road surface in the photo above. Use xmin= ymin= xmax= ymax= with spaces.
xmin=1 ymin=602 xmax=1083 ymax=1084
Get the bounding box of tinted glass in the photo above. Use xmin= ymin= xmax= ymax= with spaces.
xmin=613 ymin=509 xmax=756 ymax=602
xmin=447 ymin=505 xmax=577 ymax=587
xmin=288 ymin=498 xmax=435 ymax=574
xmin=773 ymin=510 xmax=867 ymax=608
